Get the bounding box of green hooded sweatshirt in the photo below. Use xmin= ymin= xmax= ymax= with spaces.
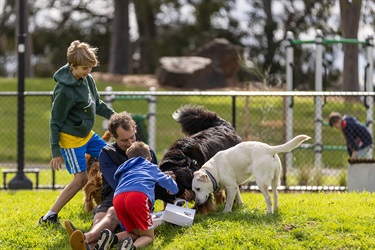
xmin=50 ymin=64 xmax=115 ymax=158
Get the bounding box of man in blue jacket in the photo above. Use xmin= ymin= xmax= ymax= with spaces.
xmin=329 ymin=112 xmax=373 ymax=160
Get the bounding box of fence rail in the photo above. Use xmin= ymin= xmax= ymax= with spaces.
xmin=0 ymin=90 xmax=374 ymax=190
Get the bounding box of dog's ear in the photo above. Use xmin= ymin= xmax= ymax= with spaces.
xmin=195 ymin=172 xmax=209 ymax=182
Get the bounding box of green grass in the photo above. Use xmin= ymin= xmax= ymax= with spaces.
xmin=0 ymin=190 xmax=374 ymax=249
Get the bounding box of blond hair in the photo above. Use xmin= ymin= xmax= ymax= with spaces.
xmin=67 ymin=40 xmax=98 ymax=67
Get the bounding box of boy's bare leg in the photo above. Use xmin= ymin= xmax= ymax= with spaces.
xmin=50 ymin=171 xmax=88 ymax=214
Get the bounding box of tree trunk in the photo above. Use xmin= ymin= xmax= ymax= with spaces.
xmin=133 ymin=0 xmax=157 ymax=74
xmin=262 ymin=0 xmax=278 ymax=74
xmin=109 ymin=0 xmax=130 ymax=74
xmin=339 ymin=0 xmax=362 ymax=91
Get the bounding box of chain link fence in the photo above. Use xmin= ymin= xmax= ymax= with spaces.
xmin=0 ymin=90 xmax=373 ymax=190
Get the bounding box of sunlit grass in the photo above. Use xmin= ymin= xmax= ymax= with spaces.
xmin=0 ymin=190 xmax=374 ymax=249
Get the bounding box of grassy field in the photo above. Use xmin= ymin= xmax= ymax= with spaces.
xmin=0 ymin=190 xmax=374 ymax=249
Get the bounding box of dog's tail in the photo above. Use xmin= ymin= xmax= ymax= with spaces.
xmin=268 ymin=135 xmax=311 ymax=155
xmin=172 ymin=104 xmax=232 ymax=136
xmin=102 ymin=130 xmax=112 ymax=142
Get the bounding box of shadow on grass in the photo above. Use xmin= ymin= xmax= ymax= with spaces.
xmin=196 ymin=203 xmax=281 ymax=225
xmin=153 ymin=203 xmax=281 ymax=249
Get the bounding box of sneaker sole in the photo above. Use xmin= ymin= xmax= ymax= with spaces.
xmin=119 ymin=237 xmax=133 ymax=250
xmin=70 ymin=230 xmax=87 ymax=250
xmin=95 ymin=230 xmax=114 ymax=250
xmin=64 ymin=220 xmax=76 ymax=237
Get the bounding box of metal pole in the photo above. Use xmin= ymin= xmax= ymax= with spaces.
xmin=232 ymin=96 xmax=236 ymax=129
xmin=285 ymin=31 xmax=294 ymax=179
xmin=9 ymin=0 xmax=32 ymax=189
xmin=365 ymin=35 xmax=374 ymax=157
xmin=314 ymin=29 xmax=324 ymax=170
xmin=148 ymin=87 xmax=157 ymax=151
xmin=102 ymin=86 xmax=114 ymax=132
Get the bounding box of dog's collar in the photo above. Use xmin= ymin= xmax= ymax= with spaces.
xmin=204 ymin=169 xmax=219 ymax=192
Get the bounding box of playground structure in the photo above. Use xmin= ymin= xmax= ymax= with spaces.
xmin=285 ymin=29 xmax=374 ymax=170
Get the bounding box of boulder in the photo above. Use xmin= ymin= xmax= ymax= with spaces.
xmin=194 ymin=38 xmax=242 ymax=81
xmin=156 ymin=56 xmax=226 ymax=89
xmin=155 ymin=38 xmax=242 ymax=89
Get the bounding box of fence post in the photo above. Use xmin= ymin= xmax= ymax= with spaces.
xmin=365 ymin=35 xmax=374 ymax=157
xmin=148 ymin=87 xmax=157 ymax=151
xmin=102 ymin=86 xmax=115 ymax=132
xmin=285 ymin=31 xmax=294 ymax=177
xmin=314 ymin=29 xmax=324 ymax=170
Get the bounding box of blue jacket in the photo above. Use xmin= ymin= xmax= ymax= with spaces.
xmin=114 ymin=156 xmax=178 ymax=206
xmin=99 ymin=142 xmax=157 ymax=202
xmin=342 ymin=115 xmax=373 ymax=156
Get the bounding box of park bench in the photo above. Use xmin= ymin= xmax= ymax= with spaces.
xmin=2 ymin=168 xmax=40 ymax=189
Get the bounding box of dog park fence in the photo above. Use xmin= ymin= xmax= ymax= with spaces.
xmin=0 ymin=90 xmax=374 ymax=190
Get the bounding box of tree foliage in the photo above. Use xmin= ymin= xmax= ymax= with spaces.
xmin=0 ymin=0 xmax=374 ymax=90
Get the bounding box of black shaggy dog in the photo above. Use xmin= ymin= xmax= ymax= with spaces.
xmin=155 ymin=104 xmax=242 ymax=214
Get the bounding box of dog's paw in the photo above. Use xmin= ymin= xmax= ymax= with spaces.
xmin=222 ymin=208 xmax=232 ymax=213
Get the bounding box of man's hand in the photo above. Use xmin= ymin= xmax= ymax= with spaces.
xmin=350 ymin=151 xmax=357 ymax=160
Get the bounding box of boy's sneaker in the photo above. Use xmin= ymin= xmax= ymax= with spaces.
xmin=118 ymin=236 xmax=135 ymax=250
xmin=70 ymin=230 xmax=90 ymax=250
xmin=38 ymin=214 xmax=60 ymax=226
xmin=94 ymin=229 xmax=115 ymax=250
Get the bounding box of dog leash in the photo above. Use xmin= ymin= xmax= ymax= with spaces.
xmin=204 ymin=169 xmax=220 ymax=193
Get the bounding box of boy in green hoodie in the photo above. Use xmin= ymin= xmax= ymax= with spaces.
xmin=39 ymin=40 xmax=116 ymax=225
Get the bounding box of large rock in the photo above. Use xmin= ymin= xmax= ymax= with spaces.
xmin=194 ymin=38 xmax=242 ymax=81
xmin=156 ymin=56 xmax=226 ymax=89
xmin=156 ymin=38 xmax=242 ymax=89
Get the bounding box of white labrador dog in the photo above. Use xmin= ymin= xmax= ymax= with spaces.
xmin=192 ymin=135 xmax=310 ymax=214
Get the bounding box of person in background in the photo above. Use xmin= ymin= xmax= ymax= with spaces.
xmin=329 ymin=112 xmax=373 ymax=160
xmin=39 ymin=40 xmax=116 ymax=225
xmin=94 ymin=141 xmax=178 ymax=250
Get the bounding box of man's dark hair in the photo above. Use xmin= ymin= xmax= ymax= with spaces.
xmin=107 ymin=111 xmax=137 ymax=138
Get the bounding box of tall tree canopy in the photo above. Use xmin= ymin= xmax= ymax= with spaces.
xmin=0 ymin=0 xmax=374 ymax=91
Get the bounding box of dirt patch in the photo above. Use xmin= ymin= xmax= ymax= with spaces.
xmin=92 ymin=72 xmax=159 ymax=88
xmin=260 ymin=120 xmax=284 ymax=127
xmin=92 ymin=72 xmax=283 ymax=91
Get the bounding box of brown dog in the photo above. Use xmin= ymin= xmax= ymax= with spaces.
xmin=83 ymin=131 xmax=112 ymax=213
